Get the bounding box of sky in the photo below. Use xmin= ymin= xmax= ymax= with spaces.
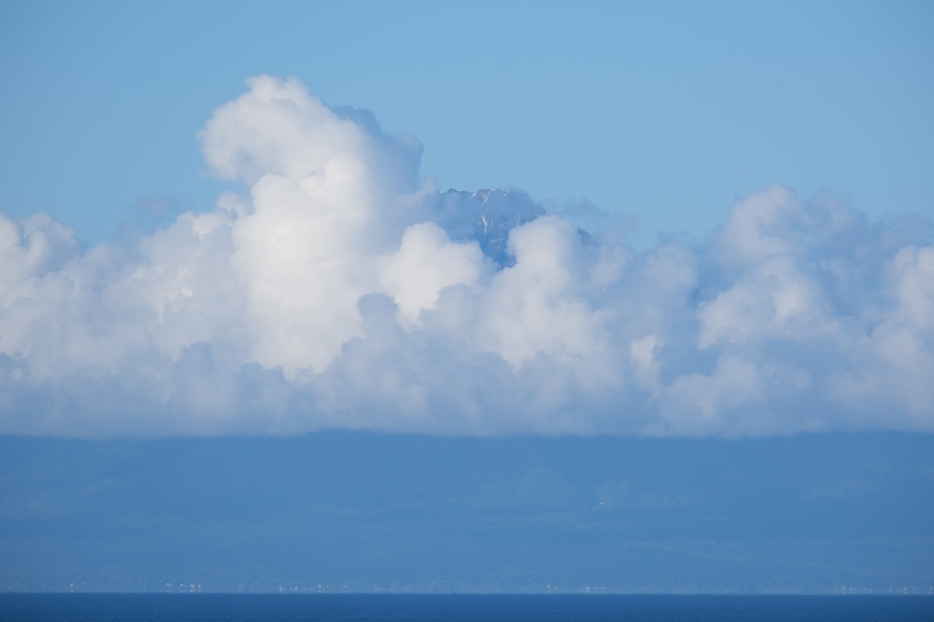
xmin=1 ymin=0 xmax=933 ymax=593
xmin=1 ymin=1 xmax=932 ymax=248
xmin=0 ymin=1 xmax=932 ymax=437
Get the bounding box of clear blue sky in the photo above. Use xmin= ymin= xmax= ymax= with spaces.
xmin=1 ymin=1 xmax=932 ymax=246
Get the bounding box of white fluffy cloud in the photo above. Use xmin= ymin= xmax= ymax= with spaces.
xmin=1 ymin=76 xmax=931 ymax=437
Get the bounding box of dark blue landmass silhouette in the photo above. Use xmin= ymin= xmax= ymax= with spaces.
xmin=0 ymin=432 xmax=932 ymax=593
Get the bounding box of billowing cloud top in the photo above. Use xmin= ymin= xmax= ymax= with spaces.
xmin=1 ymin=76 xmax=932 ymax=437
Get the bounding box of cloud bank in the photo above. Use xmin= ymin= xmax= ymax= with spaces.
xmin=1 ymin=76 xmax=932 ymax=437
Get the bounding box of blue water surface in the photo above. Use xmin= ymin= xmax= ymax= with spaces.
xmin=1 ymin=594 xmax=932 ymax=622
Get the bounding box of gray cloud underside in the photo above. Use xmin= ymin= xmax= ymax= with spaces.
xmin=1 ymin=76 xmax=932 ymax=437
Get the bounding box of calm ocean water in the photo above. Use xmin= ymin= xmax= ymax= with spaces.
xmin=1 ymin=594 xmax=932 ymax=622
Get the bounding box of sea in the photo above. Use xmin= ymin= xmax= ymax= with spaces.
xmin=1 ymin=594 xmax=932 ymax=622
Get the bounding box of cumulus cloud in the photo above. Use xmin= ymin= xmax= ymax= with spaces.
xmin=0 ymin=75 xmax=932 ymax=437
